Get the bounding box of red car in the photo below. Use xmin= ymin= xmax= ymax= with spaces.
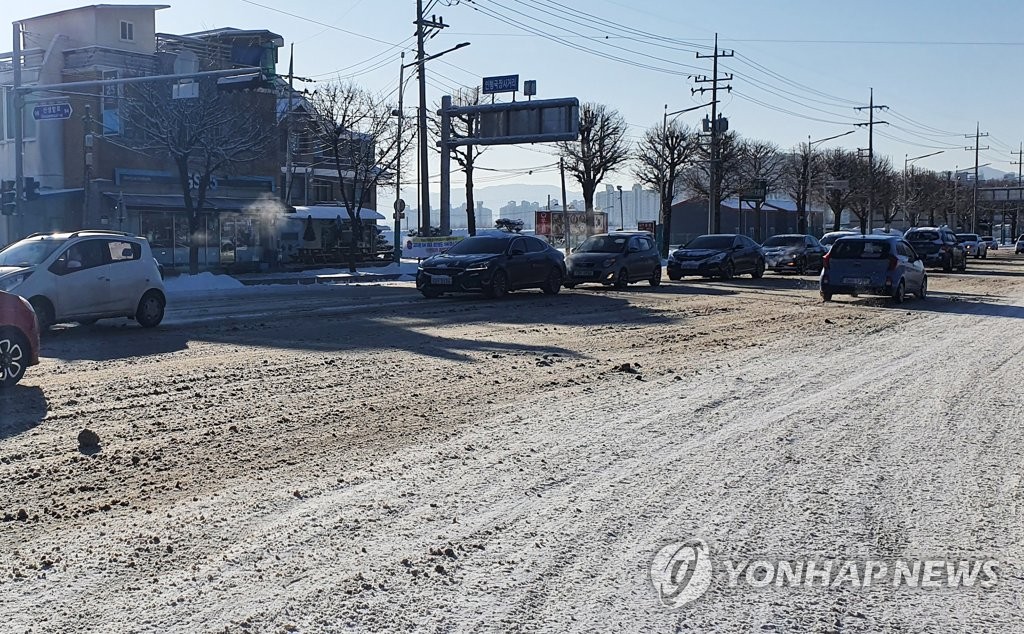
xmin=0 ymin=290 xmax=40 ymax=387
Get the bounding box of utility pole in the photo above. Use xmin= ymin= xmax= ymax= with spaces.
xmin=854 ymin=88 xmax=888 ymax=232
xmin=414 ymin=1 xmax=448 ymax=236
xmin=560 ymin=158 xmax=570 ymax=256
xmin=1011 ymin=142 xmax=1023 ymax=241
xmin=965 ymin=123 xmax=989 ymax=234
xmin=394 ymin=51 xmax=406 ymax=263
xmin=693 ymin=33 xmax=733 ymax=234
xmin=12 ymin=21 xmax=24 ymax=237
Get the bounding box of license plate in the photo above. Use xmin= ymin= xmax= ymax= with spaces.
xmin=430 ymin=274 xmax=452 ymax=285
xmin=680 ymin=262 xmax=698 ymax=270
xmin=573 ymin=270 xmax=593 ymax=278
xmin=842 ymin=277 xmax=870 ymax=285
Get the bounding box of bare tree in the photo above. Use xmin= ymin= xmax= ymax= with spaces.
xmin=820 ymin=148 xmax=860 ymax=232
xmin=682 ymin=131 xmax=746 ymax=232
xmin=782 ymin=142 xmax=821 ymax=234
xmin=558 ymin=103 xmax=630 ymax=224
xmin=306 ymin=82 xmax=405 ymax=272
xmin=123 ymin=78 xmax=274 ymax=274
xmin=433 ymin=88 xmax=487 ymax=235
xmin=740 ymin=140 xmax=785 ymax=241
xmin=874 ymin=158 xmax=900 ymax=228
xmin=633 ymin=119 xmax=696 ymax=255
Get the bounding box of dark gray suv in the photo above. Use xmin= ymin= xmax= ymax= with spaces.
xmin=565 ymin=232 xmax=662 ymax=289
xmin=903 ymin=227 xmax=966 ymax=272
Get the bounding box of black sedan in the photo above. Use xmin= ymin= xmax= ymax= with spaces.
xmin=416 ymin=234 xmax=566 ymax=299
xmin=667 ymin=234 xmax=765 ymax=280
xmin=761 ymin=234 xmax=826 ymax=274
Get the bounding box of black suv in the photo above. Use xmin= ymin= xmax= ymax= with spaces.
xmin=565 ymin=232 xmax=662 ymax=289
xmin=903 ymin=227 xmax=966 ymax=272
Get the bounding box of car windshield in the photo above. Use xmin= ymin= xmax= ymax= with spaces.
xmin=982 ymin=236 xmax=994 ymax=241
xmin=830 ymin=240 xmax=891 ymax=259
xmin=575 ymin=236 xmax=628 ymax=253
xmin=445 ymin=237 xmax=509 ymax=255
xmin=0 ymin=238 xmax=65 ymax=267
xmin=905 ymin=231 xmax=939 ymax=241
xmin=820 ymin=233 xmax=854 ymax=246
xmin=685 ymin=235 xmax=734 ymax=250
xmin=762 ymin=236 xmax=804 ymax=247
xmin=958 ymin=234 xmax=979 ymax=242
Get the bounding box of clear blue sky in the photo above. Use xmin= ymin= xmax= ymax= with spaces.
xmin=6 ymin=0 xmax=1024 ymax=207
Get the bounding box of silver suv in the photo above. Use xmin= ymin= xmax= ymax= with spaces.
xmin=0 ymin=230 xmax=166 ymax=329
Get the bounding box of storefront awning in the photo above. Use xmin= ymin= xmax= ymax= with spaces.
xmin=289 ymin=206 xmax=385 ymax=221
xmin=102 ymin=193 xmax=283 ymax=212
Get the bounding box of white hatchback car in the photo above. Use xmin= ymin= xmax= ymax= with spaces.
xmin=0 ymin=230 xmax=166 ymax=329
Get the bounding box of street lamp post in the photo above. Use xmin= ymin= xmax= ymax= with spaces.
xmin=617 ymin=185 xmax=624 ymax=230
xmin=804 ymin=130 xmax=854 ymax=234
xmin=903 ymin=150 xmax=943 ymax=228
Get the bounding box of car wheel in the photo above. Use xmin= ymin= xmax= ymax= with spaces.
xmin=420 ymin=287 xmax=444 ymax=299
xmin=720 ymin=260 xmax=735 ymax=281
xmin=668 ymin=271 xmax=682 ymax=281
xmin=542 ymin=268 xmax=563 ymax=295
xmin=485 ymin=269 xmax=508 ymax=299
xmin=614 ymin=269 xmax=629 ymax=289
xmin=982 ymin=251 xmax=988 ymax=259
xmin=135 ymin=290 xmax=165 ymax=328
xmin=942 ymin=256 xmax=953 ymax=272
xmin=751 ymin=259 xmax=765 ymax=279
xmin=918 ymin=276 xmax=928 ymax=300
xmin=892 ymin=279 xmax=906 ymax=304
xmin=820 ymin=288 xmax=833 ymax=302
xmin=29 ymin=297 xmax=54 ymax=332
xmin=0 ymin=327 xmax=29 ymax=388
xmin=649 ymin=266 xmax=662 ymax=287
xmin=958 ymin=257 xmax=967 ymax=272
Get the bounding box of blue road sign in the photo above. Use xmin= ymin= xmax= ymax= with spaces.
xmin=32 ymin=102 xmax=73 ymax=121
xmin=482 ymin=75 xmax=519 ymax=95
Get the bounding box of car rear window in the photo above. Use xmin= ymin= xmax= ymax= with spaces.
xmin=905 ymin=231 xmax=939 ymax=241
xmin=830 ymin=240 xmax=891 ymax=259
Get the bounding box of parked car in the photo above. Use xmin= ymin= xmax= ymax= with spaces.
xmin=0 ymin=230 xmax=166 ymax=329
xmin=565 ymin=232 xmax=661 ymax=289
xmin=761 ymin=234 xmax=826 ymax=274
xmin=0 ymin=290 xmax=40 ymax=387
xmin=820 ymin=235 xmax=927 ymax=303
xmin=819 ymin=230 xmax=860 ymax=252
xmin=667 ymin=234 xmax=765 ymax=281
xmin=957 ymin=233 xmax=988 ymax=259
xmin=903 ymin=227 xmax=967 ymax=272
xmin=982 ymin=236 xmax=999 ymax=250
xmin=416 ymin=233 xmax=565 ymax=299
xmin=1017 ymin=235 xmax=1024 ymax=254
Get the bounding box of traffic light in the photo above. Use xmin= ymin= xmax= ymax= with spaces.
xmin=1 ymin=180 xmax=15 ymax=216
xmin=23 ymin=177 xmax=39 ymax=200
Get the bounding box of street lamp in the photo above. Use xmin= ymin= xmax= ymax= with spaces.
xmin=617 ymin=185 xmax=624 ymax=230
xmin=657 ymin=101 xmax=714 ymax=254
xmin=803 ymin=130 xmax=854 ymax=233
xmin=903 ymin=150 xmax=943 ymax=227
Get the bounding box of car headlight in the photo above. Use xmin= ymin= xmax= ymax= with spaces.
xmin=0 ymin=272 xmax=30 ymax=292
xmin=707 ymin=252 xmax=727 ymax=263
xmin=602 ymin=258 xmax=617 ymax=267
xmin=466 ymin=262 xmax=490 ymax=271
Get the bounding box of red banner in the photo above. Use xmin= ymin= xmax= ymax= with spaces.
xmin=535 ymin=211 xmax=552 ymax=236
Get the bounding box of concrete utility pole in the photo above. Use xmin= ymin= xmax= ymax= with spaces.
xmin=965 ymin=123 xmax=989 ymax=234
xmin=560 ymin=158 xmax=570 ymax=256
xmin=394 ymin=51 xmax=406 ymax=263
xmin=1011 ymin=142 xmax=1023 ymax=240
xmin=414 ymin=2 xmax=449 ymax=236
xmin=693 ymin=33 xmax=732 ymax=234
xmin=12 ymin=21 xmax=24 ymax=234
xmin=854 ymin=88 xmax=888 ymax=232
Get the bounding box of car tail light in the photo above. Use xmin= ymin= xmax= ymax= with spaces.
xmin=887 ymin=255 xmax=898 ymax=271
xmin=822 ymin=252 xmax=831 ymax=269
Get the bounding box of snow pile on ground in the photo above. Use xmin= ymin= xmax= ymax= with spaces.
xmin=164 ymin=272 xmax=244 ymax=294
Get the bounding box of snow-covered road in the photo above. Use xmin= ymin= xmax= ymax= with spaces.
xmin=3 ymin=257 xmax=1024 ymax=632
